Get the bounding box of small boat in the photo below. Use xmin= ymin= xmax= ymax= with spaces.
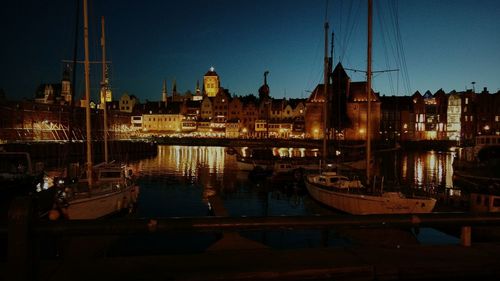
xmin=305 ymin=172 xmax=436 ymax=214
xmin=53 ymin=162 xmax=139 ymax=220
xmin=50 ymin=5 xmax=139 ymax=220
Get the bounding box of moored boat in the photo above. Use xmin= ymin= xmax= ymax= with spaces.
xmin=54 ymin=162 xmax=139 ymax=219
xmin=49 ymin=5 xmax=139 ymax=220
xmin=305 ymin=172 xmax=436 ymax=214
xmin=305 ymin=1 xmax=436 ymax=215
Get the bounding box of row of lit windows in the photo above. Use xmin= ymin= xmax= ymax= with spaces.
xmin=147 ymin=117 xmax=179 ymax=122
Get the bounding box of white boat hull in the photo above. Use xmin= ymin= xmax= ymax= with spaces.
xmin=305 ymin=178 xmax=436 ymax=215
xmin=65 ymin=185 xmax=139 ymax=220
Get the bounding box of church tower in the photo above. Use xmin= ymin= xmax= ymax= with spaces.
xmin=203 ymin=67 xmax=220 ymax=97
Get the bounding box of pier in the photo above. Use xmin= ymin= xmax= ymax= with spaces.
xmin=3 ymin=197 xmax=500 ymax=280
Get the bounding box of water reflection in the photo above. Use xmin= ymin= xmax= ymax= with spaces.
xmin=134 ymin=146 xmax=456 ymax=218
xmin=120 ymin=146 xmax=459 ymax=253
xmin=376 ymin=150 xmax=455 ymax=192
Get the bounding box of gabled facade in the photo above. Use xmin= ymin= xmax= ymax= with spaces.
xmin=200 ymin=96 xmax=213 ymax=120
xmin=119 ymin=93 xmax=138 ymax=113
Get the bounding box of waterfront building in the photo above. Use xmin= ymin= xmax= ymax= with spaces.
xmin=270 ymin=99 xmax=286 ymax=121
xmin=212 ymin=89 xmax=229 ymax=123
xmin=493 ymin=90 xmax=500 ymax=135
xmin=227 ymin=96 xmax=242 ymax=122
xmin=434 ymin=89 xmax=448 ymax=140
xmin=288 ymin=98 xmax=306 ymax=138
xmin=197 ymin=119 xmax=212 ymax=135
xmin=412 ymin=91 xmax=426 ymax=140
xmin=305 ymin=63 xmax=380 ymax=141
xmin=446 ymin=91 xmax=461 ymax=141
xmin=181 ymin=100 xmax=201 ymax=133
xmin=268 ymin=121 xmax=292 ymax=138
xmin=476 ymin=87 xmax=496 ymax=136
xmin=200 ymin=96 xmax=213 ymax=120
xmin=460 ymin=89 xmax=477 ymax=144
xmin=130 ymin=115 xmax=142 ymax=131
xmin=240 ymin=98 xmax=258 ymax=138
xmin=305 ymin=83 xmax=328 ymax=139
xmin=344 ymin=81 xmax=380 ymax=141
xmin=379 ymin=95 xmax=413 ymax=142
xmin=141 ymin=103 xmax=182 ymax=133
xmin=225 ymin=119 xmax=240 ymax=138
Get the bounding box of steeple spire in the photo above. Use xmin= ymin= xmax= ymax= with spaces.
xmin=172 ymin=79 xmax=177 ymax=101
xmin=196 ymin=80 xmax=200 ymax=94
xmin=162 ymin=79 xmax=167 ymax=102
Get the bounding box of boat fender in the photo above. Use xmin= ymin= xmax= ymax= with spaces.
xmin=48 ymin=209 xmax=60 ymax=221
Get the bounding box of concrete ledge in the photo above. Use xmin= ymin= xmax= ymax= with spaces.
xmin=23 ymin=243 xmax=500 ymax=281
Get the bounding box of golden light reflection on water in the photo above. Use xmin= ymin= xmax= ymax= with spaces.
xmin=136 ymin=146 xmax=456 ymax=191
xmin=139 ymin=145 xmax=226 ymax=179
xmin=401 ymin=154 xmax=408 ymax=180
xmin=414 ymin=156 xmax=423 ymax=187
xmin=409 ymin=151 xmax=454 ymax=189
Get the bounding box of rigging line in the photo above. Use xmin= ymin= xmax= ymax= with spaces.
xmin=305 ymin=31 xmax=323 ymax=95
xmin=387 ymin=0 xmax=402 ymax=95
xmin=392 ymin=0 xmax=411 ymax=94
xmin=376 ymin=0 xmax=395 ymax=95
xmin=341 ymin=0 xmax=361 ymax=63
xmin=388 ymin=0 xmax=405 ymax=95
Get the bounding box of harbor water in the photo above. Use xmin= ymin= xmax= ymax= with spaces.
xmin=107 ymin=145 xmax=458 ymax=255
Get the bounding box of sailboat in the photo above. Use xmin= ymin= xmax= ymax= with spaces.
xmin=305 ymin=0 xmax=436 ymax=215
xmin=50 ymin=1 xmax=139 ymax=220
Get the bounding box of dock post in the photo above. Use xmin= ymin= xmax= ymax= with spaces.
xmin=8 ymin=196 xmax=38 ymax=281
xmin=460 ymin=226 xmax=471 ymax=247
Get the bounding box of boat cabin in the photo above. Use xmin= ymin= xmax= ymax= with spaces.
xmin=312 ymin=172 xmax=363 ymax=189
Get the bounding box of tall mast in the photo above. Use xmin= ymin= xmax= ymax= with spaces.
xmin=366 ymin=0 xmax=373 ymax=185
xmin=322 ymin=21 xmax=329 ymax=165
xmin=101 ymin=16 xmax=109 ymax=163
xmin=83 ymin=0 xmax=93 ymax=187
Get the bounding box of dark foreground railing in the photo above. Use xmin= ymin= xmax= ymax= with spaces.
xmin=4 ymin=196 xmax=500 ymax=281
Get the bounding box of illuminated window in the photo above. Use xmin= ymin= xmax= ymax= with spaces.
xmin=465 ymin=98 xmax=469 ymax=104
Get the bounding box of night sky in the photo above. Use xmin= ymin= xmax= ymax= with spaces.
xmin=1 ymin=0 xmax=499 ymax=102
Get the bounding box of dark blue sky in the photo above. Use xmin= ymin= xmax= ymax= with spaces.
xmin=1 ymin=0 xmax=499 ymax=102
